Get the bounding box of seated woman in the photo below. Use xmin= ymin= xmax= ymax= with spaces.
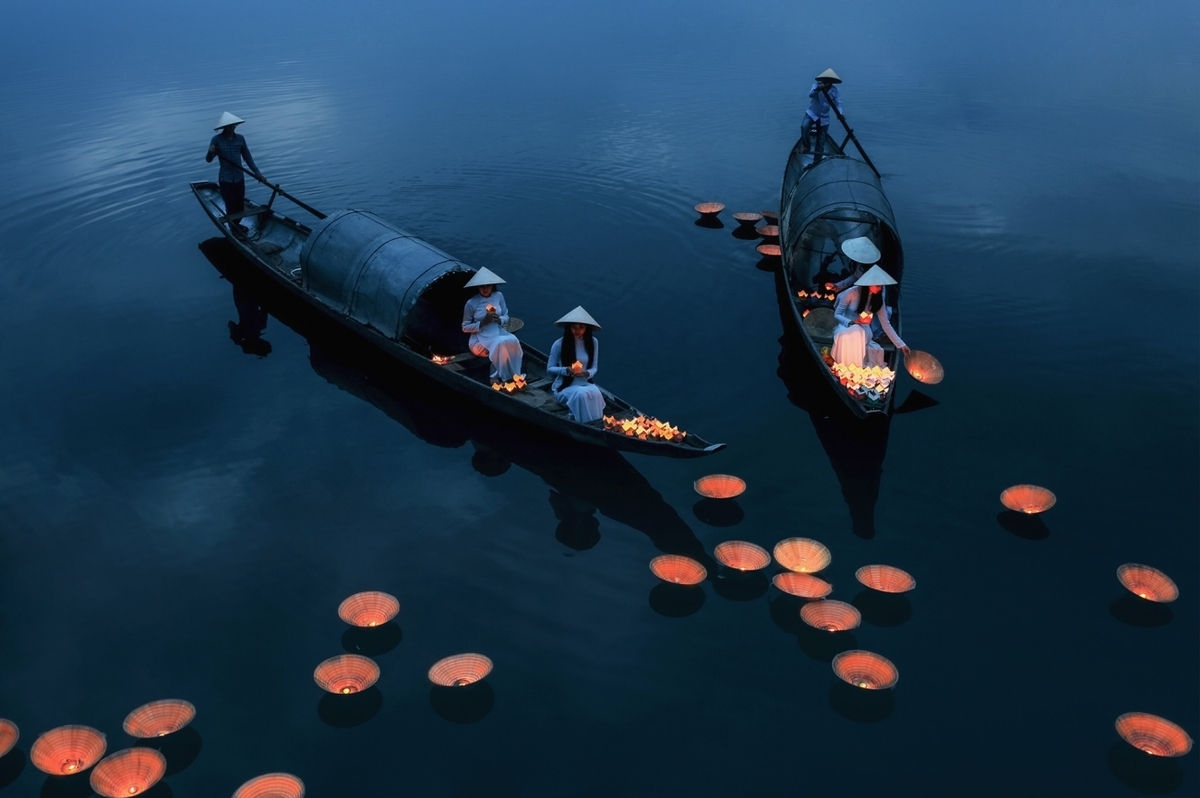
xmin=817 ymin=235 xmax=879 ymax=293
xmin=831 ymin=264 xmax=910 ymax=367
xmin=462 ymin=266 xmax=524 ymax=382
xmin=547 ymin=306 xmax=606 ymax=424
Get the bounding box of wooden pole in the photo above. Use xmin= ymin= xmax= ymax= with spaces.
xmin=820 ymin=87 xmax=881 ymax=180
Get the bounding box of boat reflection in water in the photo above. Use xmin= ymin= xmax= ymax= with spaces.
xmin=200 ymin=237 xmax=712 ymax=567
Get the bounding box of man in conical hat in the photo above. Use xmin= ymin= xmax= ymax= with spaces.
xmin=547 ymin=306 xmax=605 ymax=424
xmin=801 ymin=68 xmax=844 ymax=168
xmin=461 ymin=267 xmax=524 ymax=382
xmin=205 ymin=111 xmax=266 ymax=238
xmin=830 ymin=262 xmax=909 ymax=368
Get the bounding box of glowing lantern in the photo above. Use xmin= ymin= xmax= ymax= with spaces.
xmin=649 ymin=554 xmax=707 ymax=586
xmin=1116 ymin=564 xmax=1179 ymax=603
xmin=773 ymin=537 xmax=831 ymax=574
xmin=428 ymin=653 xmax=494 ymax=687
xmin=694 ymin=202 xmax=724 ymax=217
xmin=732 ymin=212 xmax=762 ymax=227
xmin=903 ymin=350 xmax=944 ymax=384
xmin=855 ymin=564 xmax=916 ymax=594
xmin=431 ymin=354 xmax=452 ymax=365
xmin=0 ymin=719 xmax=17 ymax=759
xmin=714 ymin=540 xmax=771 ymax=572
xmin=1000 ymin=484 xmax=1056 ymax=514
xmin=800 ymin=600 xmax=862 ymax=632
xmin=693 ymin=474 xmax=746 ymax=499
xmin=89 ymin=748 xmax=166 ymax=797
xmin=313 ymin=654 xmax=380 ymax=695
xmin=1115 ymin=712 xmax=1193 ymax=757
xmin=832 ymin=650 xmax=898 ymax=690
xmin=756 ymin=244 xmax=781 ymax=258
xmin=30 ymin=724 xmax=107 ymax=775
xmin=772 ymin=571 xmax=833 ymax=599
xmin=122 ymin=699 xmax=195 ymax=738
xmin=604 ymin=414 xmax=687 ymax=441
xmin=233 ymin=772 xmax=307 ymax=798
xmin=338 ymin=591 xmax=401 ymax=627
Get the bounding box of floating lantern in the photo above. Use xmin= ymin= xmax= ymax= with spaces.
xmin=122 ymin=699 xmax=195 ymax=738
xmin=800 ymin=600 xmax=862 ymax=632
xmin=1116 ymin=564 xmax=1179 ymax=603
xmin=903 ymin=350 xmax=944 ymax=384
xmin=761 ymin=209 xmax=780 ymax=224
xmin=89 ymin=748 xmax=166 ymax=797
xmin=338 ymin=591 xmax=401 ymax=627
xmin=233 ymin=772 xmax=307 ymax=798
xmin=649 ymin=554 xmax=707 ymax=586
xmin=732 ymin=211 xmax=762 ymax=227
xmin=772 ymin=571 xmax=833 ymax=599
xmin=855 ymin=564 xmax=916 ymax=594
xmin=1000 ymin=484 xmax=1056 ymax=514
xmin=0 ymin=719 xmax=17 ymax=758
xmin=694 ymin=202 xmax=724 ymax=217
xmin=772 ymin=537 xmax=831 ymax=573
xmin=1115 ymin=712 xmax=1193 ymax=757
xmin=714 ymin=540 xmax=771 ymax=572
xmin=832 ymin=650 xmax=898 ymax=690
xmin=755 ymin=224 xmax=779 ymax=239
xmin=313 ymin=654 xmax=380 ymax=695
xmin=756 ymin=243 xmax=781 ymax=258
xmin=428 ymin=653 xmax=494 ymax=687
xmin=693 ymin=474 xmax=745 ymax=499
xmin=30 ymin=724 xmax=107 ymax=775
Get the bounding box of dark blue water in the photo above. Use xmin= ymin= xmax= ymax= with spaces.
xmin=1 ymin=1 xmax=1197 ymax=795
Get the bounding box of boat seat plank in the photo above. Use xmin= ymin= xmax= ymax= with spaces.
xmin=222 ymin=207 xmax=270 ymax=222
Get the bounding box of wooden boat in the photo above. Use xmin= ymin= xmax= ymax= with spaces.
xmin=190 ymin=180 xmax=725 ymax=457
xmin=777 ymin=119 xmax=904 ymax=418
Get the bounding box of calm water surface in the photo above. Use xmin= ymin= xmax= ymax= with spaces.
xmin=1 ymin=1 xmax=1197 ymax=796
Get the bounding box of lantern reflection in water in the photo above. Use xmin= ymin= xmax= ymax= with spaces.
xmin=855 ymin=564 xmax=916 ymax=594
xmin=1115 ymin=712 xmax=1193 ymax=757
xmin=122 ymin=698 xmax=195 ymax=738
xmin=649 ymin=554 xmax=707 ymax=586
xmin=772 ymin=572 xmax=833 ymax=599
xmin=30 ymin=724 xmax=107 ymax=775
xmin=1116 ymin=564 xmax=1179 ymax=603
xmin=313 ymin=654 xmax=380 ymax=695
xmin=832 ymin=650 xmax=899 ymax=690
xmin=88 ymin=747 xmax=166 ymax=797
xmin=714 ymin=540 xmax=771 ymax=572
xmin=0 ymin=719 xmax=17 ymax=758
xmin=693 ymin=474 xmax=745 ymax=499
xmin=800 ymin=600 xmax=862 ymax=632
xmin=338 ymin=590 xmax=401 ymax=627
xmin=428 ymin=653 xmax=494 ymax=687
xmin=233 ymin=772 xmax=307 ymax=798
xmin=1000 ymin=484 xmax=1056 ymax=514
xmin=773 ymin=537 xmax=831 ymax=574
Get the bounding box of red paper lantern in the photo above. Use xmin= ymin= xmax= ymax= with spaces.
xmin=773 ymin=537 xmax=831 ymax=574
xmin=338 ymin=591 xmax=401 ymax=627
xmin=832 ymin=650 xmax=899 ymax=690
xmin=88 ymin=747 xmax=166 ymax=797
xmin=855 ymin=564 xmax=916 ymax=594
xmin=800 ymin=600 xmax=862 ymax=632
xmin=0 ymin=719 xmax=17 ymax=758
xmin=30 ymin=724 xmax=107 ymax=775
xmin=1000 ymin=484 xmax=1056 ymax=514
xmin=649 ymin=554 xmax=707 ymax=586
xmin=122 ymin=699 xmax=195 ymax=738
xmin=1116 ymin=563 xmax=1179 ymax=603
xmin=313 ymin=654 xmax=380 ymax=695
xmin=714 ymin=540 xmax=771 ymax=572
xmin=1115 ymin=712 xmax=1193 ymax=757
xmin=772 ymin=572 xmax=833 ymax=599
xmin=233 ymin=772 xmax=307 ymax=798
xmin=428 ymin=653 xmax=494 ymax=687
xmin=693 ymin=474 xmax=746 ymax=499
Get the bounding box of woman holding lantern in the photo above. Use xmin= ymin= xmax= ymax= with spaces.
xmin=547 ymin=306 xmax=606 ymax=424
xmin=462 ymin=267 xmax=524 ymax=382
xmin=831 ymin=264 xmax=910 ymax=367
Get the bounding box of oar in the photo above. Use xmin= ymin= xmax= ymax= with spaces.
xmin=820 ymin=87 xmax=881 ymax=180
xmin=214 ymin=153 xmax=327 ymax=220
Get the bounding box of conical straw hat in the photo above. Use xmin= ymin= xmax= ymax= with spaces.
xmin=555 ymin=306 xmax=601 ymax=329
xmin=854 ymin=264 xmax=897 ymax=286
xmin=840 ymin=236 xmax=880 ymax=265
xmin=213 ymin=111 xmax=244 ymax=130
xmin=814 ymin=68 xmax=842 ymax=83
xmin=464 ymin=266 xmax=507 ymax=288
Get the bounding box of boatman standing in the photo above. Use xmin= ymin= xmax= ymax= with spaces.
xmin=206 ymin=111 xmax=265 ymax=237
xmin=801 ymin=68 xmax=843 ymax=168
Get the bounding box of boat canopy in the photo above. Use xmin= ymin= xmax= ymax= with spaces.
xmin=299 ymin=209 xmax=473 ymax=341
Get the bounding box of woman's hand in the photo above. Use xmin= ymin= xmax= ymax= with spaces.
xmin=901 ymin=345 xmax=911 ymax=355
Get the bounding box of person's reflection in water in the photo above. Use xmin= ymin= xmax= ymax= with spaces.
xmin=549 ymin=490 xmax=601 ymax=551
xmin=228 ymin=283 xmax=272 ymax=357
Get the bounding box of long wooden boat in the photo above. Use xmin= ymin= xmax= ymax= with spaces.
xmin=777 ymin=124 xmax=904 ymax=418
xmin=190 ymin=180 xmax=725 ymax=457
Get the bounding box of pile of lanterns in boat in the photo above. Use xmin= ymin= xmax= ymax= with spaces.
xmin=602 ymin=414 xmax=686 ymax=441
xmin=796 ymin=288 xmax=838 ymax=302
xmin=491 ymin=374 xmax=528 ymax=393
xmin=828 ymin=362 xmax=896 ymax=401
